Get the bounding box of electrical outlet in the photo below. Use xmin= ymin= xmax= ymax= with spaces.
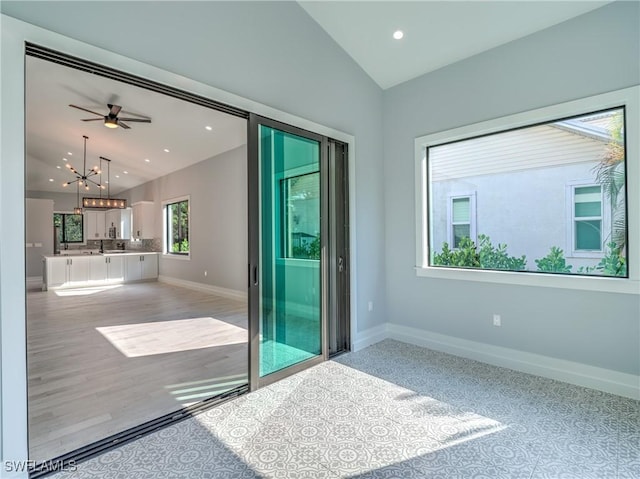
xmin=493 ymin=314 xmax=501 ymax=327
xmin=204 ymin=270 xmax=208 ymax=277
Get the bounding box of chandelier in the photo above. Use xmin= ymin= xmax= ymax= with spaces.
xmin=62 ymin=135 xmax=104 ymax=192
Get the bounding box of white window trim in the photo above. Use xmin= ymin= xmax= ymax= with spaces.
xmin=162 ymin=194 xmax=191 ymax=260
xmin=415 ymin=85 xmax=639 ymax=295
xmin=565 ymin=180 xmax=610 ymax=259
xmin=446 ymin=192 xmax=477 ymax=248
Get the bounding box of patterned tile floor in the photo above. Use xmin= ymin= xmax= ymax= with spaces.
xmin=51 ymin=339 xmax=639 ymax=478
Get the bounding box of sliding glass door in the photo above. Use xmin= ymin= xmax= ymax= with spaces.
xmin=249 ymin=117 xmax=327 ymax=386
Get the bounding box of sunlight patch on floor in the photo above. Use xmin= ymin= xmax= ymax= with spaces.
xmin=96 ymin=317 xmax=247 ymax=357
xmin=55 ymin=284 xmax=123 ymax=296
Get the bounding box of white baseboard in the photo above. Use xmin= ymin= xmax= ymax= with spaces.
xmin=26 ymin=276 xmax=42 ymax=286
xmin=351 ymin=323 xmax=388 ymax=352
xmin=351 ymin=322 xmax=639 ymax=400
xmin=158 ymin=275 xmax=247 ymax=301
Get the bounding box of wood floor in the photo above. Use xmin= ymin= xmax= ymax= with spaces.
xmin=27 ymin=281 xmax=248 ymax=462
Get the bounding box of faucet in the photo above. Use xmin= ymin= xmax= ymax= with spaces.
xmin=99 ymin=240 xmax=104 ymax=254
xmin=64 ymin=243 xmax=68 ymax=250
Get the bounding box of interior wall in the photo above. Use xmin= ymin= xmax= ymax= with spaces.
xmin=123 ymin=145 xmax=248 ymax=294
xmin=0 ymin=0 xmax=386 ymax=334
xmin=382 ymin=1 xmax=640 ymax=375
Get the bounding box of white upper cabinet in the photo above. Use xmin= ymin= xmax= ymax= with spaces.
xmin=85 ymin=211 xmax=107 ymax=240
xmin=131 ymin=201 xmax=155 ymax=240
xmin=106 ymin=208 xmax=132 ymax=240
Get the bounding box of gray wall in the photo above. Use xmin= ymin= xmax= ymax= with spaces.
xmin=383 ymin=1 xmax=640 ymax=375
xmin=27 ymin=190 xmax=81 ymax=212
xmin=123 ymin=146 xmax=248 ymax=293
xmin=2 ymin=0 xmax=386 ymax=332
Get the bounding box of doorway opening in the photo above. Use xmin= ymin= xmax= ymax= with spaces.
xmin=24 ymin=43 xmax=350 ymax=475
xmin=25 ymin=44 xmax=249 ymax=473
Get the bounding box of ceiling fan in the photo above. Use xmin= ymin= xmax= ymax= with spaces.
xmin=69 ymin=103 xmax=151 ymax=129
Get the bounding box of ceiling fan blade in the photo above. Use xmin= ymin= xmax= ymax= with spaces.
xmin=81 ymin=118 xmax=104 ymax=122
xmin=108 ymin=104 xmax=122 ymax=117
xmin=118 ymin=118 xmax=151 ymax=123
xmin=118 ymin=121 xmax=131 ymax=130
xmin=69 ymin=104 xmax=104 ymax=116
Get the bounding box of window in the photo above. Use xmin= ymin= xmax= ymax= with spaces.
xmin=164 ymin=197 xmax=189 ymax=256
xmin=281 ymin=172 xmax=320 ymax=259
xmin=415 ymin=86 xmax=638 ymax=292
xmin=572 ymin=184 xmax=604 ymax=252
xmin=448 ymin=194 xmax=476 ymax=249
xmin=53 ymin=213 xmax=83 ymax=243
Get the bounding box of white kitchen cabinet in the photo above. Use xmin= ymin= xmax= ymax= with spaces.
xmin=105 ymin=208 xmax=131 ymax=240
xmin=91 ymin=255 xmax=125 ymax=282
xmin=125 ymin=253 xmax=158 ymax=281
xmin=106 ymin=255 xmax=125 ymax=281
xmin=45 ymin=256 xmax=90 ymax=289
xmin=46 ymin=257 xmax=68 ymax=287
xmin=131 ymin=201 xmax=155 ymax=239
xmin=85 ymin=211 xmax=107 ymax=240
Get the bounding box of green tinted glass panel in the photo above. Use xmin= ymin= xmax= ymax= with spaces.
xmin=259 ymin=125 xmax=321 ymax=377
xmin=452 ymin=197 xmax=470 ymax=222
xmin=282 ymin=173 xmax=320 ymax=259
xmin=575 ymin=202 xmax=601 ymax=217
xmin=453 ymin=224 xmax=470 ymax=249
xmin=574 ymin=186 xmax=601 ymax=218
xmin=576 ymin=220 xmax=601 ymax=250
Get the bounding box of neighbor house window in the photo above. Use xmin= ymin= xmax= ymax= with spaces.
xmin=53 ymin=213 xmax=83 ymax=243
xmin=572 ymin=184 xmax=604 ymax=253
xmin=281 ymin=172 xmax=320 ymax=259
xmin=448 ymin=194 xmax=476 ymax=249
xmin=415 ymin=89 xmax=634 ymax=286
xmin=164 ymin=197 xmax=189 ymax=256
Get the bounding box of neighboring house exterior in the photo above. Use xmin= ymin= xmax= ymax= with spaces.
xmin=429 ymin=110 xmax=623 ymax=272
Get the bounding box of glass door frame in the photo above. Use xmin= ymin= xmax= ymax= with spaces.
xmin=248 ymin=114 xmax=330 ymax=389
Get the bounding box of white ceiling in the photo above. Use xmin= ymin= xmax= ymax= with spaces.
xmin=299 ymin=0 xmax=612 ymax=89
xmin=26 ymin=56 xmax=247 ymax=195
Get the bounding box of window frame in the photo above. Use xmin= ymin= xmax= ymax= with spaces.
xmin=414 ymin=86 xmax=639 ymax=294
xmin=53 ymin=212 xmax=84 ymax=244
xmin=566 ymin=181 xmax=610 ymax=259
xmin=162 ymin=195 xmax=190 ymax=260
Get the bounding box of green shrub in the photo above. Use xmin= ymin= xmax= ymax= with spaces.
xmin=477 ymin=234 xmax=527 ymax=270
xmin=433 ymin=235 xmax=525 ymax=270
xmin=535 ymin=247 xmax=572 ymax=273
xmin=577 ymin=242 xmax=626 ymax=277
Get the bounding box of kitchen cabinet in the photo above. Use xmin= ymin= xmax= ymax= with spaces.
xmin=105 ymin=208 xmax=131 ymax=240
xmin=125 ymin=253 xmax=158 ymax=281
xmin=44 ymin=256 xmax=90 ymax=288
xmin=85 ymin=211 xmax=107 ymax=240
xmin=131 ymin=201 xmax=155 ymax=239
xmin=89 ymin=255 xmax=124 ymax=282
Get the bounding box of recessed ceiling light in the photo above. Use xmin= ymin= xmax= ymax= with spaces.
xmin=105 ymin=180 xmax=109 ymax=184
xmin=56 ymin=165 xmax=61 ymax=169
xmin=67 ymin=152 xmax=73 ymax=156
xmin=49 ymin=178 xmax=54 ymax=182
xmin=115 ymin=175 xmax=120 ymax=178
xmin=393 ymin=30 xmax=404 ymax=40
xmin=63 ymin=158 xmax=68 ymax=162
xmin=123 ymin=171 xmax=129 ymax=174
xmin=205 ymin=126 xmax=212 ymax=131
xmin=164 ymin=148 xmax=170 ymax=153
xmin=144 ymin=158 xmax=150 ymax=163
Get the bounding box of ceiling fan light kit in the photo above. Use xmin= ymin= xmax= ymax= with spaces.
xmin=69 ymin=103 xmax=152 ymax=130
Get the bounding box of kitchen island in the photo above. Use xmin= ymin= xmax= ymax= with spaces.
xmin=42 ymin=252 xmax=159 ymax=291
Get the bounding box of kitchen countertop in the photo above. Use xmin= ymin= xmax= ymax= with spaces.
xmin=43 ymin=251 xmax=160 ymax=258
